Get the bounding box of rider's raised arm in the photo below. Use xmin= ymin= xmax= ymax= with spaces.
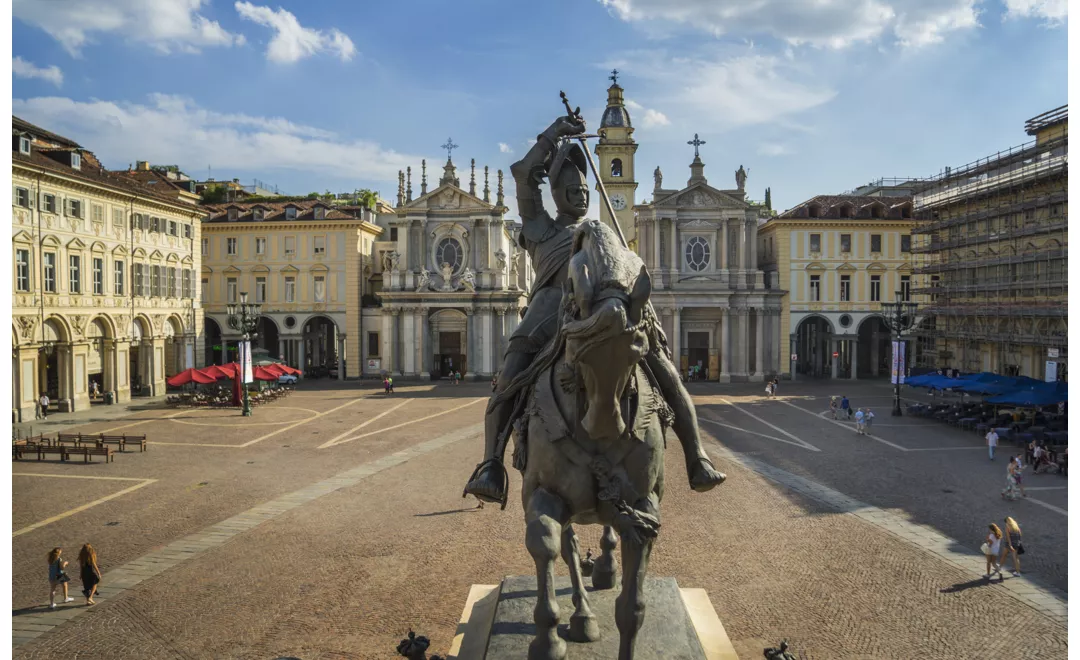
xmin=509 ymin=130 xmax=559 ymax=228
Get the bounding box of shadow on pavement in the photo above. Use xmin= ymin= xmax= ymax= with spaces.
xmin=940 ymin=576 xmax=1001 ymax=593
xmin=414 ymin=507 xmax=483 ymax=517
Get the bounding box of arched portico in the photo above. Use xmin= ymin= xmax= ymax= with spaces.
xmin=301 ymin=315 xmax=342 ymax=378
xmin=793 ymin=314 xmax=834 ymax=378
xmin=857 ymin=315 xmax=891 ymax=378
xmin=429 ymin=309 xmax=467 ymax=380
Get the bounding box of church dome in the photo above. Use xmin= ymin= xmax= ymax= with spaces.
xmin=600 ymin=81 xmax=632 ymax=130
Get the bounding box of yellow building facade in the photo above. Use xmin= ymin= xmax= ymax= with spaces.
xmin=12 ymin=117 xmax=205 ymax=420
xmin=758 ymin=195 xmax=925 ymax=379
xmin=200 ymin=200 xmax=383 ymax=379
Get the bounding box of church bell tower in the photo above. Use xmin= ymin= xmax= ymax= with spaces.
xmin=595 ymin=70 xmax=639 ymax=249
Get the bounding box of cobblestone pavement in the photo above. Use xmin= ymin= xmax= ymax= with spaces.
xmin=11 ymin=380 xmax=1067 ymax=658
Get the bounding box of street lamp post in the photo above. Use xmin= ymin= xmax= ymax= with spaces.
xmin=881 ymin=291 xmax=918 ymax=417
xmin=227 ymin=292 xmax=262 ymax=417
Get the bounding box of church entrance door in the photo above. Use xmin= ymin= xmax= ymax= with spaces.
xmin=687 ymin=331 xmax=710 ymax=381
xmin=436 ymin=331 xmax=463 ymax=380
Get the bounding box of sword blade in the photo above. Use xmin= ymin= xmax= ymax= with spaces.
xmin=568 ymin=136 xmax=629 ymax=250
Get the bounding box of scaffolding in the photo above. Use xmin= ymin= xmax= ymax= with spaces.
xmin=910 ymin=105 xmax=1067 ymax=379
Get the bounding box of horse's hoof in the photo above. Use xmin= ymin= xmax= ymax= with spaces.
xmin=528 ymin=633 xmax=567 ymax=660
xmin=569 ymin=613 xmax=601 ymax=643
xmin=592 ymin=567 xmax=617 ymax=590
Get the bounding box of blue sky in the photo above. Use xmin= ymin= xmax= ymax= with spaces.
xmin=11 ymin=0 xmax=1068 ymax=215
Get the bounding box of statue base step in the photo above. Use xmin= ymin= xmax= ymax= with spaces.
xmin=448 ymin=575 xmax=738 ymax=659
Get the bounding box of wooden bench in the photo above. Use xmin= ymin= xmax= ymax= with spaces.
xmin=120 ymin=434 xmax=147 ymax=452
xmin=68 ymin=445 xmax=114 ymax=463
xmin=31 ymin=445 xmax=70 ymax=462
xmin=55 ymin=433 xmax=83 ymax=447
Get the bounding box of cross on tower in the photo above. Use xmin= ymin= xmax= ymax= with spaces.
xmin=609 ymin=69 xmax=619 ymax=85
xmin=441 ymin=137 xmax=459 ymax=161
xmin=687 ymin=133 xmax=706 ymax=158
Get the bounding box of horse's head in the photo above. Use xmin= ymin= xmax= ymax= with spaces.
xmin=562 ymin=220 xmax=652 ymax=440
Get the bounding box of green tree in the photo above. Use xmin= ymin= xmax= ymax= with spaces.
xmin=355 ymin=188 xmax=378 ymax=210
xmin=200 ymin=186 xmax=227 ymax=204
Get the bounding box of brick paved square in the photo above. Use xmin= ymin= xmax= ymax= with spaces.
xmin=11 ymin=380 xmax=1067 ymax=659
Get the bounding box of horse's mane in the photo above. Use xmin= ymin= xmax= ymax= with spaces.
xmin=571 ymin=220 xmax=644 ymax=296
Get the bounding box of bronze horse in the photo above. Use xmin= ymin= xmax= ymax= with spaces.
xmin=495 ymin=219 xmax=669 ymax=660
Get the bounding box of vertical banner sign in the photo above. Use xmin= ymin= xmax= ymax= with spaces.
xmin=1045 ymin=361 xmax=1058 ymax=382
xmin=890 ymin=341 xmax=907 ymax=384
xmin=241 ymin=340 xmax=254 ymax=384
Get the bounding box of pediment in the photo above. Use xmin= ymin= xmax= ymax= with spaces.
xmin=223 ymin=265 xmax=242 ymax=274
xmin=681 ymin=219 xmax=719 ymax=230
xmin=90 ymin=241 xmax=107 ymax=252
xmin=252 ymin=264 xmax=270 ymax=273
xmin=836 ymin=262 xmax=857 ymax=272
xmin=112 ymin=244 xmax=128 ymax=254
xmin=280 ymin=264 xmax=300 ymax=274
xmin=132 ymin=247 xmax=147 ymax=258
xmin=652 ymin=182 xmax=748 ymax=210
xmin=149 ymin=250 xmax=164 ymax=261
xmin=309 ymin=263 xmax=329 ymax=272
xmin=867 ymin=262 xmax=888 ymax=272
xmin=166 ymin=253 xmax=179 ymax=262
xmin=405 ymin=183 xmax=494 ymax=212
xmin=66 ymin=237 xmax=87 ymax=249
xmin=805 ymin=261 xmax=827 ymax=271
xmin=896 ymin=262 xmax=913 ymax=272
xmin=12 ymin=230 xmax=33 ymax=244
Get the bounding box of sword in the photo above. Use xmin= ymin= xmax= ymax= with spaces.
xmin=559 ymin=90 xmax=629 ymax=250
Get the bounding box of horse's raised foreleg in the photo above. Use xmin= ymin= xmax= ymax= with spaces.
xmin=592 ymin=525 xmax=619 ymax=590
xmin=561 ymin=524 xmax=600 ymax=643
xmin=615 ymin=524 xmax=655 ymax=660
xmin=525 ymin=487 xmax=568 ymax=660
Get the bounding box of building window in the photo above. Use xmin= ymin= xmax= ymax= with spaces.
xmin=93 ymin=204 xmax=104 ymax=224
xmin=255 ymin=237 xmax=267 ymax=255
xmin=44 ymin=253 xmax=56 ymax=292
xmin=284 ymin=276 xmax=296 ymax=302
xmin=870 ymin=275 xmax=881 ymax=302
xmin=390 ymin=227 xmax=398 ymax=242
xmin=93 ymin=257 xmax=103 ymax=295
xmin=901 ymin=235 xmax=912 ymax=253
xmin=15 ymin=187 xmax=29 ymax=208
xmin=314 ymin=275 xmax=326 ymax=302
xmin=112 ymin=208 xmax=124 ymax=227
xmin=255 ymin=276 xmax=266 ymax=303
xmin=114 ymin=260 xmax=124 ymax=295
xmin=253 ymin=208 xmax=265 ymax=221
xmin=900 ymin=275 xmax=911 ymax=301
xmin=44 ymin=194 xmax=56 ymax=214
xmin=183 ymin=269 xmax=192 ymax=298
xmin=930 ymin=275 xmax=940 ymax=302
xmin=285 ymin=206 xmax=297 ymax=220
xmin=183 ymin=223 xmax=192 ymax=239
xmin=314 ymin=236 xmax=326 ymax=255
xmin=71 ymin=152 xmax=81 ymax=169
xmin=201 ymin=237 xmax=209 ymax=256
xmin=227 ymin=277 xmax=238 ymax=303
xmin=16 ymin=249 xmax=30 ymax=291
xmin=168 ymin=220 xmax=178 ymax=236
xmin=150 ymin=216 xmax=160 ymax=233
xmin=684 ymin=236 xmax=711 ymax=271
xmin=201 ymin=278 xmax=209 ymax=303
xmin=227 ymin=237 xmax=238 ymax=255
xmin=19 ymin=136 xmax=30 ymax=154
xmin=436 ymin=237 xmax=464 ymax=273
xmin=131 ymin=264 xmax=142 ymax=296
xmin=314 ymin=206 xmax=326 ymax=220
xmin=809 ymin=274 xmax=821 ymax=301
xmin=840 ymin=234 xmax=852 ymax=253
xmin=809 ymin=233 xmax=821 ymax=253
xmin=168 ymin=267 xmax=178 ymax=297
xmin=368 ymin=332 xmax=379 ymax=357
xmin=228 ymin=208 xmax=238 ymax=221
xmin=284 ymin=236 xmax=296 ymax=256
xmin=610 ymin=158 xmax=623 ymax=177
xmin=69 ymin=255 xmax=81 ymax=294
xmin=840 ymin=274 xmax=851 ymax=301
xmin=151 ymin=265 xmax=161 ymax=297
xmin=870 ymin=234 xmax=882 ymax=253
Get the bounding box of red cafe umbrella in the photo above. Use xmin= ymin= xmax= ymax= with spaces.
xmin=261 ymin=363 xmax=287 ymax=376
xmin=166 ymin=368 xmax=217 ymax=387
xmin=277 ymin=364 xmax=302 ymax=376
xmin=201 ymin=363 xmax=238 ymax=380
xmin=252 ymin=366 xmax=280 ymax=381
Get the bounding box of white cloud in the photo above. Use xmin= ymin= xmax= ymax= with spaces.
xmin=12 ymin=94 xmax=420 ymax=184
xmin=1003 ymin=0 xmax=1067 ymax=24
xmin=597 ymin=0 xmax=983 ymax=49
xmin=611 ymin=50 xmax=836 ymax=129
xmin=12 ymin=0 xmax=243 ymax=57
xmin=234 ymin=2 xmax=356 ymax=63
xmin=625 ymin=99 xmax=644 ymax=111
xmin=498 ymin=142 xmax=514 ymax=154
xmin=641 ymin=108 xmax=671 ymax=128
xmin=12 ymin=57 xmax=63 ymax=87
xmin=758 ymin=143 xmax=792 ymax=156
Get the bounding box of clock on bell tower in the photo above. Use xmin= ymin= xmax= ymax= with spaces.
xmin=595 ymin=70 xmax=639 ymax=250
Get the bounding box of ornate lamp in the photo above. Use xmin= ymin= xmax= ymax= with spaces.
xmin=227 ymin=291 xmax=262 ymax=416
xmin=881 ymin=292 xmax=918 ymax=416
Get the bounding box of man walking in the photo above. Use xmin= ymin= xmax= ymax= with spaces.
xmin=840 ymin=395 xmax=851 ymax=420
xmin=986 ymin=428 xmax=999 ymax=461
xmin=854 ymin=408 xmax=866 ymax=435
xmin=38 ymin=392 xmax=50 ymax=420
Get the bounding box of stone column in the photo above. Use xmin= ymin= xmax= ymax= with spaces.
xmin=381 ymin=310 xmax=393 ymax=374
xmin=831 ymin=339 xmax=839 ymax=379
xmin=465 ymin=309 xmax=475 ymax=379
xmin=672 ymin=307 xmax=682 ymax=374
xmin=753 ymin=310 xmax=765 ymax=381
xmin=670 ymin=222 xmax=679 ymax=279
xmin=220 ymin=339 xmax=228 ymax=366
xmin=739 ymin=309 xmax=750 ymax=377
xmin=871 ymin=331 xmax=880 ymax=377
xmin=720 ymin=220 xmax=730 ymax=273
xmin=298 ymin=338 xmax=306 ymax=375
xmin=496 ymin=307 xmax=507 ymax=371
xmin=720 ymin=309 xmax=731 ymax=380
xmin=338 ymin=335 xmax=346 ymax=380
xmin=850 ymin=338 xmax=859 ymax=380
xmin=415 ymin=308 xmax=427 ymax=380
xmin=789 ymin=334 xmax=797 ymax=381
xmin=402 ymin=309 xmax=416 ymax=375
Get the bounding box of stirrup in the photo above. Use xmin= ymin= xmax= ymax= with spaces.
xmin=463 ymin=458 xmax=509 ymax=510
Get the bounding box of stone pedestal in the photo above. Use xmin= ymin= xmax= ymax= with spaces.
xmin=449 ymin=575 xmax=738 ymax=659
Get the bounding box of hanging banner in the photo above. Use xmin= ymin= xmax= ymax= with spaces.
xmin=1045 ymin=361 xmax=1058 ymax=382
xmin=240 ymin=340 xmax=254 ymax=384
xmin=891 ymin=341 xmax=907 ymax=384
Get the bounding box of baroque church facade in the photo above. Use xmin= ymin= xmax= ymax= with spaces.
xmin=368 ymin=154 xmax=529 ymax=379
xmin=594 ymin=78 xmax=785 ymax=382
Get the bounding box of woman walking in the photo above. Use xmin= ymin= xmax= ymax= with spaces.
xmin=1002 ymin=456 xmax=1021 ymax=501
xmin=47 ymin=547 xmax=74 ymax=608
xmin=78 ymin=543 xmax=102 ymax=605
xmin=982 ymin=524 xmax=1003 ymax=579
xmin=1001 ymin=517 xmax=1023 ymax=576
